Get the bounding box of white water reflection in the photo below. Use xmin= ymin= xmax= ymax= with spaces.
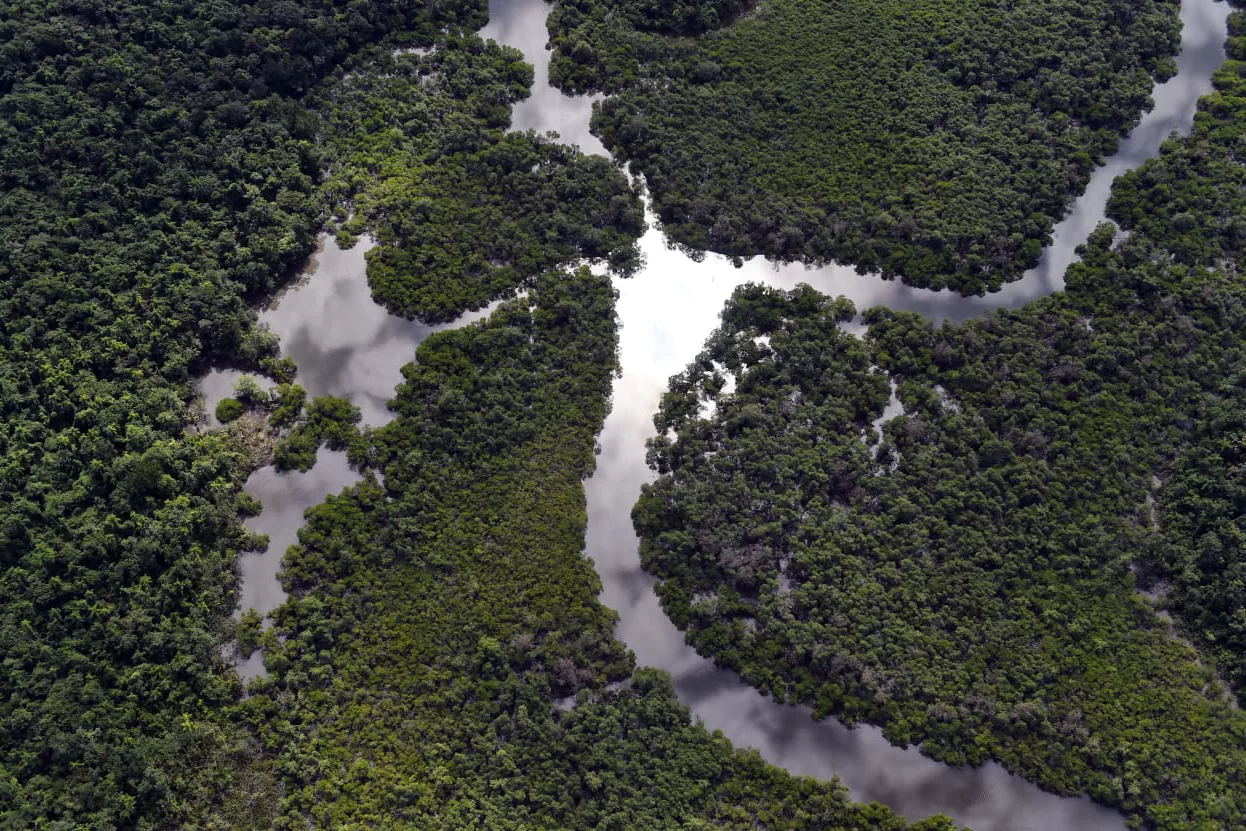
xmin=480 ymin=6 xmax=608 ymax=157
xmin=204 ymin=238 xmax=497 ymax=427
xmin=483 ymin=0 xmax=1229 ymax=324
xmin=968 ymin=0 xmax=1232 ymax=314
xmin=478 ymin=4 xmax=605 ymax=156
xmin=587 ymin=217 xmax=1127 ymax=829
xmin=233 ymin=449 xmax=362 ymax=679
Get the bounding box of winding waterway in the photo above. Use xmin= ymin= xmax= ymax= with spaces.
xmin=204 ymin=0 xmax=1231 ymax=825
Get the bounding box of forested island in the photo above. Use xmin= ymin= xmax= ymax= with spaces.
xmin=315 ymin=38 xmax=644 ymax=322
xmin=634 ymin=6 xmax=1246 ymax=828
xmin=2 ymin=0 xmax=1243 ymax=827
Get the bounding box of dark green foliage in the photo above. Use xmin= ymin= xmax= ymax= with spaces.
xmin=243 ymin=270 xmax=949 ymax=830
xmin=0 ymin=0 xmax=483 ymax=825
xmin=1145 ymin=374 xmax=1246 ymax=698
xmin=236 ymin=491 xmax=264 ymax=518
xmin=634 ymin=17 xmax=1246 ymax=829
xmin=549 ymin=0 xmax=1180 ymax=291
xmin=261 ymin=354 xmax=300 ymax=385
xmin=216 ymin=397 xmax=246 ymax=423
xmin=1108 ymin=14 xmax=1246 ymax=708
xmin=268 ymin=382 xmax=308 ymax=429
xmin=0 ymin=0 xmax=841 ymax=822
xmin=613 ymin=0 xmax=751 ymax=35
xmin=318 ymin=39 xmax=645 ymax=322
xmin=3 ymin=0 xmax=1235 ymax=824
xmin=238 ymin=608 xmax=264 ymax=658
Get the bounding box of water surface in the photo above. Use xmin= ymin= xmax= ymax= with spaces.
xmin=483 ymin=0 xmax=1229 ymax=826
xmin=209 ymin=0 xmax=1230 ymax=821
xmin=204 ymin=239 xmax=495 ymax=427
xmin=200 ymin=238 xmax=492 ymax=677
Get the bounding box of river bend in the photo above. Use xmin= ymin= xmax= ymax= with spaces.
xmin=202 ymin=0 xmax=1231 ymax=826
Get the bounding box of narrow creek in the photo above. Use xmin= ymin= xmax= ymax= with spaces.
xmin=201 ymin=0 xmax=1231 ymax=825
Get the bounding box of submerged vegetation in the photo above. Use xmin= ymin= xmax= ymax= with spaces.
xmin=548 ymin=0 xmax=1181 ymax=291
xmin=635 ymin=11 xmax=1246 ymax=828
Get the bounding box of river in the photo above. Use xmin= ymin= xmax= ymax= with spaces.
xmin=201 ymin=0 xmax=1231 ymax=825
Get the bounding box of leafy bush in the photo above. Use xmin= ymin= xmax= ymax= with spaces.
xmin=216 ymin=397 xmax=246 ymax=423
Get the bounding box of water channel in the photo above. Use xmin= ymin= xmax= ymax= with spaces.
xmin=201 ymin=0 xmax=1232 ymax=826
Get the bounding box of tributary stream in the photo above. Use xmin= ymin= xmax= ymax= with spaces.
xmin=200 ymin=0 xmax=1232 ymax=825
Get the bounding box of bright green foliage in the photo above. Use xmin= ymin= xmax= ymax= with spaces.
xmin=317 ymin=37 xmax=645 ymax=322
xmin=216 ymin=397 xmax=246 ymax=423
xmin=635 ymin=17 xmax=1246 ymax=829
xmin=232 ymin=375 xmax=268 ymax=407
xmin=272 ymin=395 xmax=364 ymax=472
xmin=262 ymin=354 xmax=300 ymax=385
xmin=549 ymin=0 xmax=1180 ymax=291
xmin=242 ymin=270 xmax=951 ymax=830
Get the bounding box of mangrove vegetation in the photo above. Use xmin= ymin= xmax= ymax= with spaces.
xmin=316 ymin=36 xmax=644 ymax=322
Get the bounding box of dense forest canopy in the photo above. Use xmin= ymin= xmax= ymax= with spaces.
xmin=238 ymin=269 xmax=954 ymax=830
xmin=0 ymin=0 xmax=943 ymax=826
xmin=634 ymin=8 xmax=1246 ymax=829
xmin=4 ymin=0 xmax=1245 ymax=826
xmin=0 ymin=0 xmax=632 ymax=825
xmin=547 ymin=0 xmax=1182 ymax=291
xmin=0 ymin=0 xmax=490 ymax=823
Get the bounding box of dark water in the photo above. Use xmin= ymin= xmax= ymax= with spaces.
xmin=202 ymin=0 xmax=1230 ymax=822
